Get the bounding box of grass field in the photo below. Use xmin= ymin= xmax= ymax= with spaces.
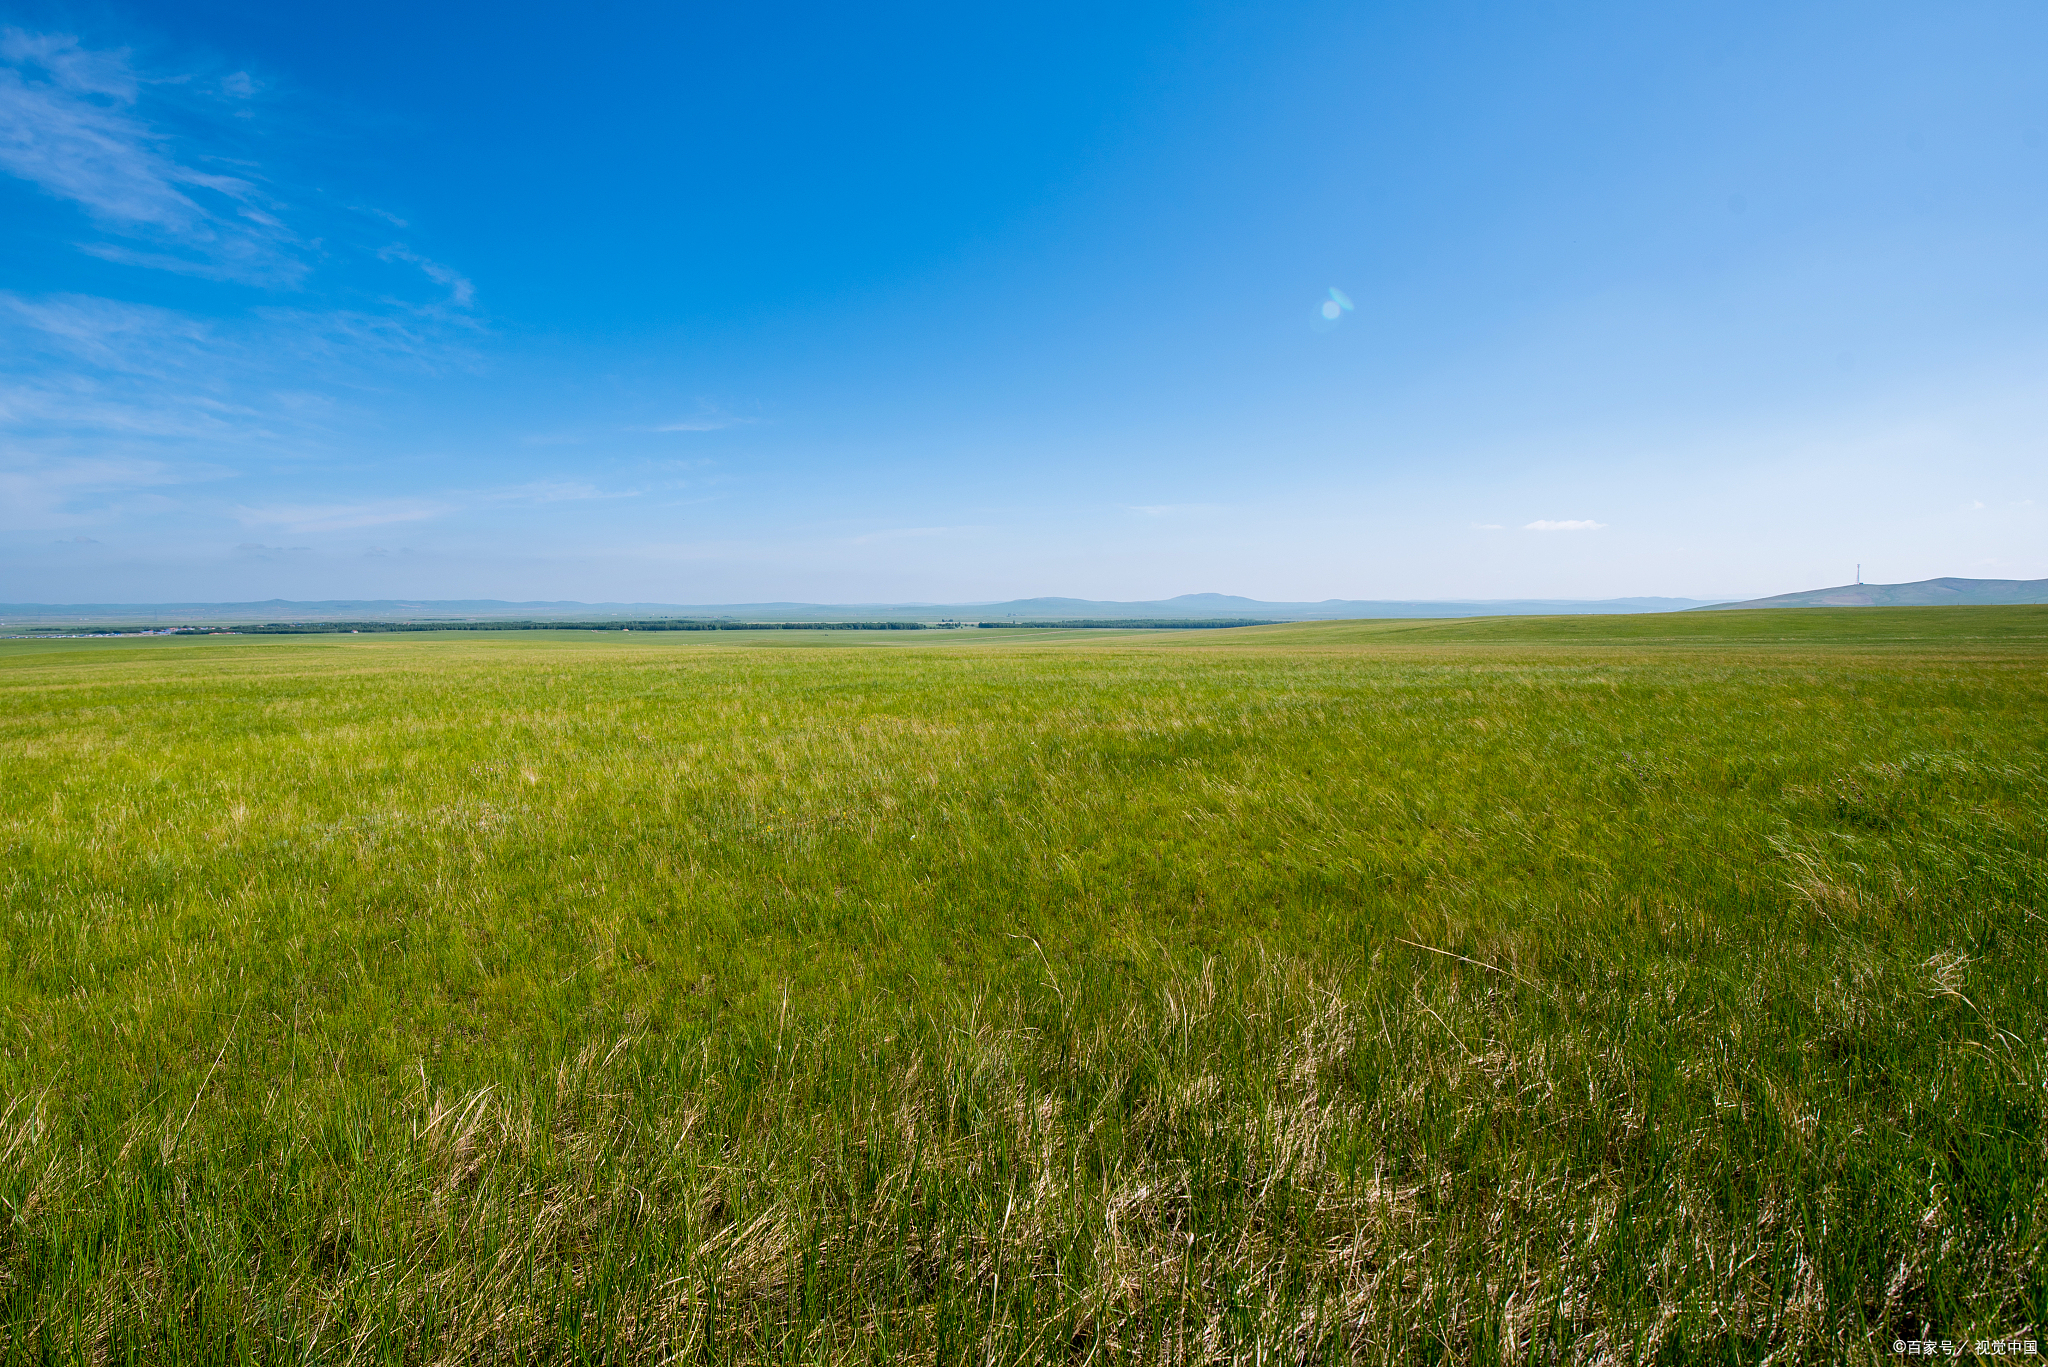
xmin=1 ymin=608 xmax=2043 ymax=1363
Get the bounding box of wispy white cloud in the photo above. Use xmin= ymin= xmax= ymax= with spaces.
xmin=0 ymin=29 xmax=513 ymax=570
xmin=0 ymin=296 xmax=265 ymax=466
xmin=0 ymin=28 xmax=131 ymax=98
xmin=0 ymin=450 xmax=213 ymax=529
xmin=376 ymin=245 xmax=475 ymax=308
xmin=1 ymin=291 xmax=211 ymax=373
xmin=0 ymin=282 xmax=486 ymax=533
xmin=0 ymin=291 xmax=333 ymax=449
xmin=0 ymin=30 xmax=486 ymax=537
xmin=1524 ymin=519 xmax=1606 ymax=532
xmin=0 ymin=29 xmax=304 ymax=285
xmin=1 ymin=29 xmax=482 ymax=317
xmin=249 ymin=304 xmax=480 ymax=373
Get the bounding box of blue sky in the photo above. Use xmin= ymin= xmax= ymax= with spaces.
xmin=3 ymin=0 xmax=2044 ymax=604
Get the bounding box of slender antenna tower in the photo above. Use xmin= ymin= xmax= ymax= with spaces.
xmin=1856 ymin=564 xmax=1862 ymax=585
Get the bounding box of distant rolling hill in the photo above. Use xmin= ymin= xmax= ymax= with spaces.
xmin=1698 ymin=576 xmax=2048 ymax=610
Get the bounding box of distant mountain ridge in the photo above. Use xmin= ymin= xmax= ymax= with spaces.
xmin=1697 ymin=576 xmax=2048 ymax=610
xmin=1 ymin=593 xmax=1714 ymax=624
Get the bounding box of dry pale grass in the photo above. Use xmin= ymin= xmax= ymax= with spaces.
xmin=7 ymin=949 xmax=2035 ymax=1363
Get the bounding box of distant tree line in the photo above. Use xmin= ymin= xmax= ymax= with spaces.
xmin=11 ymin=617 xmax=1280 ymax=637
xmin=977 ymin=619 xmax=1277 ymax=629
xmin=206 ymin=620 xmax=939 ymax=634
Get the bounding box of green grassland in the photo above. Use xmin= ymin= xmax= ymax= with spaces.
xmin=0 ymin=609 xmax=2042 ymax=1362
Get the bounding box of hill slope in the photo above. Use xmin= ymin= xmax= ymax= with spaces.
xmin=1699 ymin=576 xmax=2048 ymax=609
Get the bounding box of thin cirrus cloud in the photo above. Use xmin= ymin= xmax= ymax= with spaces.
xmin=1524 ymin=519 xmax=1607 ymax=532
xmin=2 ymin=290 xmax=213 ymax=374
xmin=2 ymin=292 xmax=391 ymax=459
xmin=375 ymin=245 xmax=475 ymax=308
xmin=0 ymin=27 xmax=485 ymax=542
xmin=1 ymin=452 xmax=207 ymax=526
xmin=0 ymin=28 xmax=303 ymax=285
xmin=0 ymin=289 xmax=469 ymax=481
xmin=0 ymin=28 xmax=481 ymax=323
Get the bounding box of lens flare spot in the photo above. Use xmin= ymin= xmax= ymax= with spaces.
xmin=1320 ymin=300 xmax=1341 ymax=320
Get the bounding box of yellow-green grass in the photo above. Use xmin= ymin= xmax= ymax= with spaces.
xmin=0 ymin=610 xmax=2042 ymax=1362
xmin=1187 ymin=604 xmax=2048 ymax=647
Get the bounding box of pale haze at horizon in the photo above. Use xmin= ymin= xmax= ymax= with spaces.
xmin=3 ymin=0 xmax=2044 ymax=605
